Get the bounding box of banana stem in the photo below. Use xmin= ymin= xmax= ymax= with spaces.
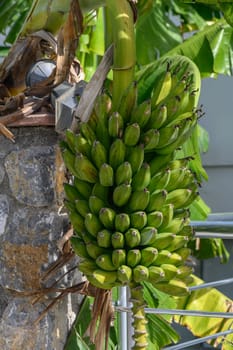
xmin=130 ymin=283 xmax=148 ymax=350
xmin=106 ymin=0 xmax=136 ymax=110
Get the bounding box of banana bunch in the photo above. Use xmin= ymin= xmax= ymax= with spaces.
xmin=62 ymin=55 xmax=201 ymax=298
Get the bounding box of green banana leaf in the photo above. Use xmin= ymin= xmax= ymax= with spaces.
xmin=174 ymin=275 xmax=233 ymax=349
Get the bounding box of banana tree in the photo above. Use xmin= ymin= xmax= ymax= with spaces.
xmin=1 ymin=0 xmax=233 ymax=349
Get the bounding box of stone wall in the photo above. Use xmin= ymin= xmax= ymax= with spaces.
xmin=0 ymin=127 xmax=82 ymax=350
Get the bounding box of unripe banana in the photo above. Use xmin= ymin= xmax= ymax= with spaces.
xmin=91 ymin=140 xmax=107 ymax=169
xmin=75 ymin=199 xmax=90 ymax=218
xmin=78 ymin=259 xmax=98 ymax=275
xmin=159 ymin=204 xmax=174 ymax=230
xmin=118 ymin=81 xmax=138 ymax=121
xmin=117 ymin=265 xmax=133 ymax=283
xmin=113 ymin=183 xmax=132 ymax=207
xmin=108 ymin=111 xmax=124 ymax=138
xmin=63 ymin=183 xmax=83 ymax=202
xmin=148 ymin=266 xmax=165 ymax=283
xmin=147 ymin=211 xmax=163 ymax=228
xmin=127 ymin=249 xmax=142 ymax=267
xmin=141 ymin=129 xmax=160 ymax=151
xmin=154 ymin=279 xmax=189 ymax=296
xmin=65 ymin=129 xmax=76 ymax=153
xmin=62 ymin=148 xmax=78 ymax=176
xmin=127 ymin=144 xmax=144 ymax=174
xmin=97 ymin=229 xmax=112 ymax=248
xmin=148 ymin=169 xmax=171 ymax=192
xmin=92 ymin=269 xmax=117 ymax=285
xmin=165 ymin=188 xmax=193 ymax=210
xmin=155 ymin=125 xmax=179 ymax=149
xmin=165 ymin=167 xmax=186 ymax=192
xmin=85 ymin=212 xmax=103 ymax=237
xmin=133 ymin=265 xmax=149 ymax=283
xmin=115 ymin=161 xmax=133 ymax=186
xmin=140 ymin=226 xmax=157 ymax=246
xmin=99 ymin=163 xmax=114 ymax=187
xmin=64 ymin=200 xmax=76 ymax=213
xmin=86 ymin=241 xmax=107 ymax=259
xmin=177 ymin=265 xmax=194 ymax=279
xmin=146 ymin=189 xmax=167 ymax=212
xmin=131 ymin=99 xmax=151 ymax=128
xmin=161 ymin=217 xmax=185 ymax=234
xmin=151 ymin=232 xmax=175 ymax=250
xmin=140 ymin=247 xmax=158 ymax=267
xmin=130 ymin=211 xmax=147 ymax=230
xmin=149 ymin=152 xmax=174 ymax=176
xmin=125 ymin=228 xmax=141 ymax=248
xmin=132 ymin=162 xmax=151 ymax=191
xmin=75 ymin=153 xmax=98 ymax=183
xmin=112 ymin=249 xmax=126 ymax=268
xmin=149 ymin=105 xmax=167 ymax=129
xmin=79 ymin=122 xmax=96 ymax=145
xmin=91 ymin=182 xmax=109 ymax=202
xmin=127 ymin=188 xmax=150 ymax=212
xmin=99 ymin=207 xmax=116 ymax=230
xmin=111 ymin=232 xmax=125 ymax=249
xmin=87 ymin=276 xmax=117 ymax=290
xmin=74 ymin=177 xmax=92 ymax=199
xmin=173 ymin=247 xmax=191 ymax=261
xmin=109 ymin=138 xmax=126 ymax=170
xmin=70 ymin=236 xmax=89 ymax=259
xmin=69 ymin=211 xmax=85 ymax=233
xmin=123 ymin=123 xmax=141 ymax=146
xmin=151 ymin=69 xmax=172 ymax=107
xmin=177 ymin=225 xmax=194 ymax=237
xmin=96 ymin=253 xmax=116 ymax=271
xmin=74 ymin=133 xmax=91 ymax=158
xmin=152 ymin=250 xmax=181 ymax=266
xmin=161 ymin=263 xmax=179 ymax=281
xmin=88 ymin=195 xmax=105 ymax=215
xmin=114 ymin=215 xmax=130 ymax=235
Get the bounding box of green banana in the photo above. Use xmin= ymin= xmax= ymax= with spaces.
xmin=159 ymin=204 xmax=174 ymax=230
xmin=149 ymin=104 xmax=167 ymax=129
xmin=65 ymin=129 xmax=76 ymax=153
xmin=132 ymin=163 xmax=151 ymax=191
xmin=147 ymin=211 xmax=163 ymax=228
xmin=96 ymin=253 xmax=116 ymax=271
xmin=62 ymin=148 xmax=78 ymax=177
xmin=177 ymin=265 xmax=194 ymax=279
xmin=111 ymin=232 xmax=125 ymax=249
xmin=161 ymin=263 xmax=179 ymax=281
xmin=91 ymin=140 xmax=107 ymax=169
xmin=125 ymin=228 xmax=141 ymax=248
xmin=115 ymin=213 xmax=131 ymax=233
xmin=127 ymin=249 xmax=142 ymax=267
xmin=91 ymin=182 xmax=109 ymax=202
xmin=92 ymin=269 xmax=117 ymax=285
xmin=140 ymin=247 xmax=158 ymax=267
xmin=78 ymin=259 xmax=98 ymax=276
xmin=151 ymin=232 xmax=175 ymax=250
xmin=127 ymin=188 xmax=150 ymax=212
xmin=148 ymin=169 xmax=171 ymax=192
xmin=87 ymin=276 xmax=117 ymax=290
xmin=151 ymin=68 xmax=172 ymax=107
xmin=127 ymin=144 xmax=145 ymax=174
xmin=117 ymin=265 xmax=133 ymax=283
xmin=88 ymin=195 xmax=105 ymax=215
xmin=141 ymin=129 xmax=160 ymax=151
xmin=108 ymin=111 xmax=124 ymax=138
xmin=84 ymin=212 xmax=103 ymax=237
xmin=133 ymin=265 xmax=149 ymax=283
xmin=149 ymin=152 xmax=175 ymax=176
xmin=113 ymin=183 xmax=132 ymax=207
xmin=69 ymin=211 xmax=85 ymax=233
xmin=155 ymin=125 xmax=179 ymax=149
xmin=123 ymin=123 xmax=141 ymax=146
xmin=146 ymin=189 xmax=167 ymax=212
xmin=165 ymin=167 xmax=186 ymax=192
xmin=161 ymin=217 xmax=185 ymax=234
xmin=97 ymin=229 xmax=112 ymax=248
xmin=63 ymin=183 xmax=83 ymax=202
xmin=140 ymin=226 xmax=157 ymax=246
xmin=148 ymin=266 xmax=165 ymax=283
xmin=115 ymin=161 xmax=133 ymax=186
xmin=74 ymin=133 xmax=91 ymax=158
xmin=70 ymin=237 xmax=89 ymax=259
xmin=75 ymin=199 xmax=90 ymax=218
xmin=86 ymin=241 xmax=107 ymax=259
xmin=99 ymin=163 xmax=114 ymax=187
xmin=154 ymin=279 xmax=189 ymax=297
xmin=79 ymin=122 xmax=96 ymax=145
xmin=131 ymin=99 xmax=151 ymax=128
xmin=174 ymin=247 xmax=191 ymax=261
xmin=165 ymin=188 xmax=193 ymax=209
xmin=74 ymin=177 xmax=92 ymax=199
xmin=118 ymin=81 xmax=138 ymax=121
xmin=109 ymin=138 xmax=126 ymax=170
xmin=74 ymin=153 xmax=98 ymax=183
xmin=99 ymin=207 xmax=116 ymax=230
xmin=152 ymin=250 xmax=182 ymax=266
xmin=112 ymin=249 xmax=127 ymax=268
xmin=130 ymin=211 xmax=147 ymax=230
xmin=177 ymin=225 xmax=194 ymax=237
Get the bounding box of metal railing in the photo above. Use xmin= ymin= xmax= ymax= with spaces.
xmin=117 ymin=213 xmax=233 ymax=350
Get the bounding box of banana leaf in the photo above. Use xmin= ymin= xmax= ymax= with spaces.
xmin=174 ymin=275 xmax=233 ymax=349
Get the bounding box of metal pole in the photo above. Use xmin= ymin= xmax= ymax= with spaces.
xmin=118 ymin=286 xmax=128 ymax=350
xmin=189 ymin=277 xmax=233 ymax=291
xmin=191 ymin=220 xmax=233 ymax=233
